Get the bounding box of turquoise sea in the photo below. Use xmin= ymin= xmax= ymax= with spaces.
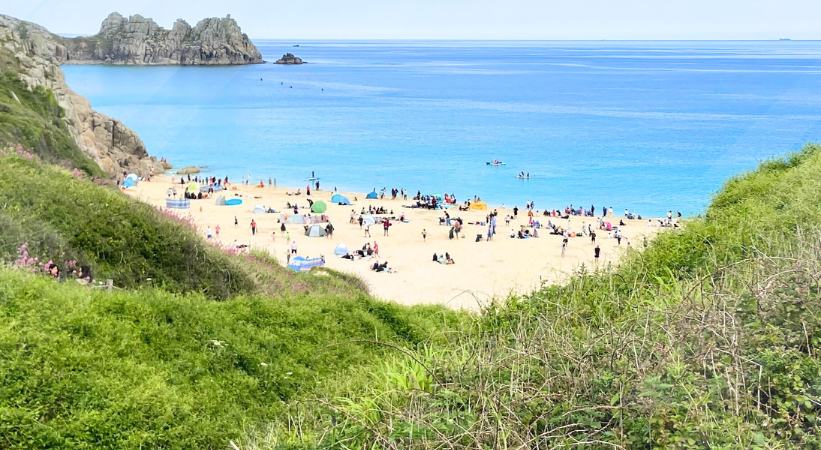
xmin=63 ymin=41 xmax=821 ymax=216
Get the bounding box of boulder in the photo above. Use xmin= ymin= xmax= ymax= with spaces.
xmin=275 ymin=53 xmax=304 ymax=65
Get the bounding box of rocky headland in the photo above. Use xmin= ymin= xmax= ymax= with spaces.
xmin=0 ymin=14 xmax=163 ymax=176
xmin=63 ymin=13 xmax=263 ymax=65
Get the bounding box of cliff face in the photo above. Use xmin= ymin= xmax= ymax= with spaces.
xmin=63 ymin=13 xmax=263 ymax=65
xmin=0 ymin=15 xmax=162 ymax=176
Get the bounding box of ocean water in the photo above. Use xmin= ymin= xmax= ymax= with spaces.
xmin=63 ymin=41 xmax=821 ymax=216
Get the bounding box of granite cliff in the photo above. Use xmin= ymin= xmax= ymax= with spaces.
xmin=0 ymin=14 xmax=162 ymax=176
xmin=63 ymin=13 xmax=263 ymax=65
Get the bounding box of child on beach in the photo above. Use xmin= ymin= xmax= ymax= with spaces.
xmin=215 ymin=225 xmax=221 ymax=237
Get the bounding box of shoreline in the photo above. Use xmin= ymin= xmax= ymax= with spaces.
xmin=126 ymin=172 xmax=670 ymax=310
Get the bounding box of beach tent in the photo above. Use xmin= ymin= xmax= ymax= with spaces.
xmin=214 ymin=195 xmax=226 ymax=205
xmin=334 ymin=243 xmax=349 ymax=256
xmin=225 ymin=198 xmax=243 ymax=206
xmin=122 ymin=173 xmax=139 ymax=189
xmin=286 ymin=214 xmax=306 ymax=224
xmin=311 ymin=200 xmax=327 ymax=214
xmin=470 ymin=200 xmax=488 ymax=211
xmin=330 ymin=193 xmax=350 ymax=205
xmin=165 ymin=198 xmax=190 ymax=209
xmin=361 ymin=215 xmax=376 ymax=227
xmin=200 ymin=184 xmax=223 ymax=193
xmin=305 ymin=224 xmax=327 ymax=237
xmin=287 ymin=256 xmax=325 ymax=272
xmin=253 ymin=206 xmax=266 ymax=214
xmin=366 ymin=190 xmax=378 ymax=199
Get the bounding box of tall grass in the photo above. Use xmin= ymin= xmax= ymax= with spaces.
xmin=248 ymin=145 xmax=821 ymax=449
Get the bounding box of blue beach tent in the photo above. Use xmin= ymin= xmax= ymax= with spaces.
xmin=287 ymin=256 xmax=325 ymax=272
xmin=331 ymin=193 xmax=350 ymax=205
xmin=365 ymin=190 xmax=378 ymax=199
xmin=122 ymin=173 xmax=139 ymax=189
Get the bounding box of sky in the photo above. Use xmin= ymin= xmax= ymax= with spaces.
xmin=3 ymin=0 xmax=819 ymax=40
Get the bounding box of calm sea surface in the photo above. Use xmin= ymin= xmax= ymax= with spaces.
xmin=63 ymin=41 xmax=821 ymax=216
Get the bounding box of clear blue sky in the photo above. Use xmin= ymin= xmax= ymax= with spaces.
xmin=3 ymin=0 xmax=818 ymax=40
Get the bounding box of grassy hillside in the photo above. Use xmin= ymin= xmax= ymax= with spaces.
xmin=0 ymin=269 xmax=458 ymax=449
xmin=0 ymin=156 xmax=257 ymax=299
xmin=259 ymin=146 xmax=820 ymax=449
xmin=0 ymin=71 xmax=103 ymax=177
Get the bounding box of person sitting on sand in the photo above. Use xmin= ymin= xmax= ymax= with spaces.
xmin=371 ymin=261 xmax=389 ymax=272
xmin=445 ymin=252 xmax=455 ymax=264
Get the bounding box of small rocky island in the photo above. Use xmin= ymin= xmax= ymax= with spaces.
xmin=62 ymin=13 xmax=263 ymax=65
xmin=275 ymin=53 xmax=304 ymax=65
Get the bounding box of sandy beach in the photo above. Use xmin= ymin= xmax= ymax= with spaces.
xmin=126 ymin=175 xmax=666 ymax=310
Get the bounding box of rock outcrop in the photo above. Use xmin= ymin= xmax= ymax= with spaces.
xmin=0 ymin=15 xmax=163 ymax=176
xmin=275 ymin=53 xmax=304 ymax=65
xmin=63 ymin=13 xmax=263 ymax=65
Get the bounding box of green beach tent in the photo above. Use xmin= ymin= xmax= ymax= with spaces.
xmin=311 ymin=200 xmax=327 ymax=214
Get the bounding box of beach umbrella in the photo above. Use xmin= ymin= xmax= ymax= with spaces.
xmin=311 ymin=200 xmax=327 ymax=214
xmin=186 ymin=181 xmax=200 ymax=193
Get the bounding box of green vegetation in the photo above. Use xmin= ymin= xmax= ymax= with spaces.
xmin=0 ymin=156 xmax=255 ymax=299
xmin=0 ymin=60 xmax=818 ymax=447
xmin=0 ymin=71 xmax=103 ymax=177
xmin=0 ymin=269 xmax=457 ymax=448
xmin=246 ymin=145 xmax=820 ymax=448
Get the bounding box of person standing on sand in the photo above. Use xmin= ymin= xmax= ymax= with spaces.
xmin=286 ymin=249 xmax=291 ymax=265
xmin=422 ymin=228 xmax=427 ymax=241
xmin=383 ymin=219 xmax=391 ymax=236
xmin=206 ymin=227 xmax=213 ymax=240
xmin=513 ymin=206 xmax=519 ymax=218
xmin=594 ymin=244 xmax=601 ymax=261
xmin=290 ymin=240 xmax=298 ymax=255
xmin=373 ymin=241 xmax=379 ymax=256
xmin=215 ymin=225 xmax=221 ymax=237
xmin=561 ymin=236 xmax=568 ymax=257
xmin=365 ymin=224 xmax=371 ymax=237
xmin=250 ymin=219 xmax=257 ymax=236
xmin=234 ymin=216 xmax=238 ymax=227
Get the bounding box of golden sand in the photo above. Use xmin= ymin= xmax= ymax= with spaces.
xmin=126 ymin=176 xmax=665 ymax=310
